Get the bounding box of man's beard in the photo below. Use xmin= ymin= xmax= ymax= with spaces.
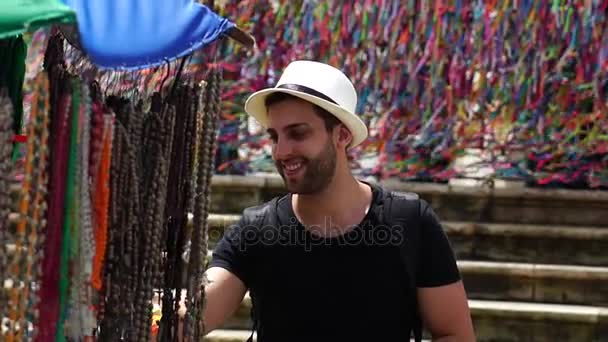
xmin=276 ymin=139 xmax=337 ymax=195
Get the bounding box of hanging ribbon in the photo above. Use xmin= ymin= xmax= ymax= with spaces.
xmin=209 ymin=0 xmax=608 ymax=188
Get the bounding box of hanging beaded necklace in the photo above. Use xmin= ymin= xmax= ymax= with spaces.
xmin=4 ymin=72 xmax=51 ymax=342
xmin=22 ymin=72 xmax=51 ymax=341
xmin=99 ymin=100 xmax=135 ymax=341
xmin=99 ymin=91 xmax=178 ymax=341
xmin=0 ymin=91 xmax=15 ymax=336
xmin=78 ymin=82 xmax=97 ymax=339
xmin=98 ymin=112 xmax=126 ymax=341
xmin=156 ymin=82 xmax=203 ymax=342
xmin=64 ymin=80 xmax=97 ymax=340
xmin=91 ymin=106 xmax=113 ymax=326
xmin=184 ymin=69 xmax=222 ymax=341
xmin=37 ymin=65 xmax=72 ymax=342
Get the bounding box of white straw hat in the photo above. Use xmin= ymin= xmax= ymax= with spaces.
xmin=244 ymin=60 xmax=368 ymax=147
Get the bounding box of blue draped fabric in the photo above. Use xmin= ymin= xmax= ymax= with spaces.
xmin=61 ymin=0 xmax=235 ymax=70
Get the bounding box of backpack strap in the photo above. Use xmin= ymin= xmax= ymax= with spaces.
xmin=382 ymin=190 xmax=424 ymax=342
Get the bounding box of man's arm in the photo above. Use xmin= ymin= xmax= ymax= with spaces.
xmin=418 ymin=281 xmax=475 ymax=342
xmin=201 ymin=267 xmax=248 ymax=334
xmin=414 ymin=201 xmax=475 ymax=341
xmin=200 ymin=214 xmax=257 ymax=334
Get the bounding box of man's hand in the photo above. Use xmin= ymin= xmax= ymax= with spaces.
xmin=418 ymin=281 xmax=476 ymax=342
xmin=177 ymin=267 xmax=246 ymax=337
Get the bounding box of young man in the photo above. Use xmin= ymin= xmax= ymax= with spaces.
xmin=203 ymin=61 xmax=476 ymax=341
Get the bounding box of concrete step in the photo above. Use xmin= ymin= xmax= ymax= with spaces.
xmin=469 ymin=300 xmax=608 ymax=341
xmin=446 ymin=221 xmax=608 ymax=266
xmin=460 ymin=261 xmax=608 ymax=306
xmin=204 ymin=246 xmax=608 ymax=306
xmin=202 ymin=329 xmax=430 ymax=342
xmin=219 ymin=294 xmax=608 ymax=342
xmin=205 ymin=214 xmax=608 ymax=266
xmin=203 ymin=330 xmax=252 ymax=342
xmin=207 ymin=174 xmax=608 ymax=227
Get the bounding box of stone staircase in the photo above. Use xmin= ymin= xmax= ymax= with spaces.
xmin=202 ymin=174 xmax=608 ymax=342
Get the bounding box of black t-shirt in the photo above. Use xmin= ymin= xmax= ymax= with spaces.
xmin=209 ymin=182 xmax=460 ymax=342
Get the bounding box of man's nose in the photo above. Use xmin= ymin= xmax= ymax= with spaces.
xmin=272 ymin=138 xmax=294 ymax=161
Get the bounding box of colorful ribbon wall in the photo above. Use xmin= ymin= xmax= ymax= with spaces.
xmin=212 ymin=0 xmax=608 ymax=188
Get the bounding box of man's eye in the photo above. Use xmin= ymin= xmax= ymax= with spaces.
xmin=289 ymin=131 xmax=307 ymax=140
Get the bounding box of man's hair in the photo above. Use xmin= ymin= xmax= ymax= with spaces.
xmin=264 ymin=92 xmax=342 ymax=132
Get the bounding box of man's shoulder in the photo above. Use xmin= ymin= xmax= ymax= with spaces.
xmin=241 ymin=194 xmax=288 ymax=222
xmin=369 ymin=183 xmax=429 ymax=222
xmin=241 ymin=200 xmax=274 ymax=221
xmin=386 ymin=189 xmax=420 ymax=201
xmin=369 ymin=182 xmax=421 ymax=203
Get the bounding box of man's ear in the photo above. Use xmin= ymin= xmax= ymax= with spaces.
xmin=336 ymin=124 xmax=353 ymax=149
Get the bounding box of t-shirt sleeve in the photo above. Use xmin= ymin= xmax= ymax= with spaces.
xmin=416 ymin=200 xmax=461 ymax=287
xmin=208 ymin=217 xmax=257 ymax=289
